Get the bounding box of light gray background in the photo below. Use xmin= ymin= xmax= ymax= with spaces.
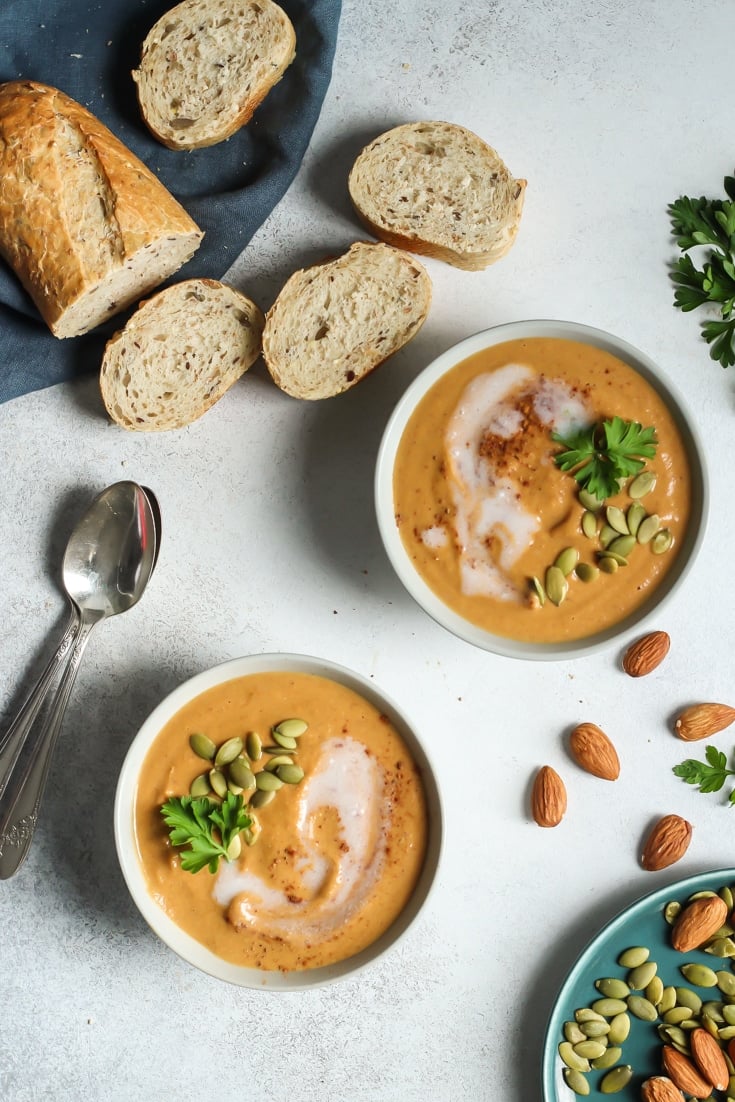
xmin=2 ymin=1 xmax=734 ymax=1099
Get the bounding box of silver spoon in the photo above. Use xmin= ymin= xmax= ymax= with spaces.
xmin=0 ymin=481 xmax=158 ymax=879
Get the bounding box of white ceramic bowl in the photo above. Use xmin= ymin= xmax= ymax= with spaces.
xmin=375 ymin=319 xmax=708 ymax=660
xmin=114 ymin=653 xmax=443 ymax=990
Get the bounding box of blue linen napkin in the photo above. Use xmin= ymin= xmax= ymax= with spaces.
xmin=0 ymin=0 xmax=341 ymax=404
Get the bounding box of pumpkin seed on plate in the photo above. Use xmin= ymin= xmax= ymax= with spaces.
xmin=659 ymin=986 xmax=677 ymax=1014
xmin=559 ymin=1042 xmax=591 ymax=1072
xmin=705 ymin=937 xmax=735 ymax=958
xmin=721 ymin=885 xmax=735 ymax=910
xmin=592 ymin=998 xmax=628 ymax=1018
xmin=595 ymin=978 xmax=630 ymax=1000
xmin=629 ymin=470 xmax=657 ymax=499
xmin=618 ymin=947 xmax=650 ymax=968
xmin=626 ymin=995 xmax=658 ymax=1021
xmin=681 ymin=963 xmax=718 ymax=987
xmin=573 ymin=1040 xmax=607 ymax=1060
xmin=646 ymin=977 xmax=664 ymax=1007
xmin=600 ymin=1065 xmax=632 ymax=1094
xmin=702 ymin=1000 xmax=726 ymax=1021
xmin=628 ymin=961 xmax=658 ymax=990
xmin=718 ymin=972 xmax=735 ymax=997
xmin=564 ymin=1021 xmax=586 ymax=1044
xmin=563 ymin=1068 xmax=590 ymax=1096
xmin=607 ymin=1012 xmax=630 ymax=1045
xmin=591 ymin=1046 xmax=622 ymax=1071
xmin=189 ymin=732 xmax=216 ymax=761
xmin=664 ymin=901 xmax=682 ymax=925
xmin=575 ymin=1009 xmax=606 ymax=1024
xmin=674 ymin=987 xmax=702 ymax=1013
xmin=580 ymin=1020 xmax=610 ymax=1038
xmin=664 ymin=1006 xmax=695 ymax=1025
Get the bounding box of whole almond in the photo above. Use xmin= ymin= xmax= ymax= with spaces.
xmin=622 ymin=630 xmax=670 ymax=676
xmin=675 ymin=702 xmax=735 ymax=741
xmin=690 ymin=1027 xmax=729 ymax=1091
xmin=531 ymin=765 xmax=566 ymax=827
xmin=661 ymin=1045 xmax=714 ymax=1097
xmin=640 ymin=1077 xmax=686 ymax=1102
xmin=640 ymin=814 xmax=692 ymax=871
xmin=671 ymin=894 xmax=729 ymax=952
xmin=569 ymin=722 xmax=620 ymax=780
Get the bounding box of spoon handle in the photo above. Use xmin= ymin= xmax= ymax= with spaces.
xmin=0 ymin=607 xmax=80 ymax=803
xmin=0 ymin=612 xmax=99 ymax=879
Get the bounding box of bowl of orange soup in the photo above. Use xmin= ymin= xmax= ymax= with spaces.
xmin=375 ymin=320 xmax=708 ymax=659
xmin=114 ymin=653 xmax=442 ymax=988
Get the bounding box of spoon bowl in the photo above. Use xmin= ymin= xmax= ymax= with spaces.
xmin=0 ymin=481 xmax=158 ymax=878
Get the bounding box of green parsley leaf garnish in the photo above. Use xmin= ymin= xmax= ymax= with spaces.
xmin=551 ymin=416 xmax=658 ymax=501
xmin=669 ymin=174 xmax=735 ymax=367
xmin=161 ymin=792 xmax=251 ymax=874
xmin=672 ymin=745 xmax=735 ymax=805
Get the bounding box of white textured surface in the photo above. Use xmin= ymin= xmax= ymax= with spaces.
xmin=2 ymin=2 xmax=735 ymax=1099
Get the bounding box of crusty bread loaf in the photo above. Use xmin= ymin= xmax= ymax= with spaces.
xmin=133 ymin=0 xmax=296 ymax=150
xmin=262 ymin=242 xmax=432 ymax=400
xmin=348 ymin=121 xmax=526 ymax=271
xmin=0 ymin=81 xmax=203 ymax=339
xmin=99 ymin=279 xmax=264 ymax=430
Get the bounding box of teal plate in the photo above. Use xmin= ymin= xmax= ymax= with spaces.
xmin=542 ymin=868 xmax=735 ymax=1100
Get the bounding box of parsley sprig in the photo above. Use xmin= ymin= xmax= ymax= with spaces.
xmin=161 ymin=792 xmax=251 ymax=873
xmin=552 ymin=416 xmax=658 ymax=501
xmin=673 ymin=745 xmax=735 ymax=805
xmin=669 ymin=173 xmax=735 ymax=367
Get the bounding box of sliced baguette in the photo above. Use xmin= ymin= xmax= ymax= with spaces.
xmin=0 ymin=81 xmax=202 ymax=338
xmin=348 ymin=121 xmax=526 ymax=271
xmin=100 ymin=279 xmax=264 ymax=431
xmin=262 ymin=242 xmax=431 ymax=400
xmin=133 ymin=0 xmax=296 ymax=150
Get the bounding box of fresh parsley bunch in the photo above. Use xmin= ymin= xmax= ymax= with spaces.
xmin=161 ymin=792 xmax=251 ymax=873
xmin=670 ymin=173 xmax=735 ymax=367
xmin=552 ymin=416 xmax=658 ymax=501
xmin=673 ymin=745 xmax=735 ymax=806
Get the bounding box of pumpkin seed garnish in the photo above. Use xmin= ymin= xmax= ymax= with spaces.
xmin=243 ymin=813 xmax=261 ymax=846
xmin=272 ymin=731 xmax=298 ymax=751
xmin=228 ymin=757 xmax=256 ymax=791
xmin=245 ymin=731 xmax=262 ymax=761
xmin=626 ymin=502 xmax=647 ymax=537
xmin=214 ymin=736 xmax=244 ymax=768
xmin=599 ymin=556 xmax=619 ymax=574
xmin=599 ymin=524 xmax=619 ymax=549
xmin=255 ymin=770 xmax=283 ymax=792
xmin=651 ymin=528 xmax=673 ymax=554
xmin=599 ymin=550 xmax=628 ymax=567
xmin=189 ymin=773 xmax=211 ymax=798
xmin=209 ymin=769 xmax=228 ymax=798
xmin=530 ymin=575 xmax=546 ymax=607
xmin=264 ymin=754 xmax=294 ymax=772
xmin=225 ymin=833 xmax=242 ymax=861
xmin=575 ymin=562 xmax=599 ymax=583
xmin=555 ymin=547 xmax=580 ymax=576
xmin=581 ymin=511 xmax=599 ymax=539
xmin=629 ymin=470 xmax=657 ymax=499
xmin=606 ymin=506 xmax=629 ymax=535
xmin=545 ymin=565 xmax=568 ymax=606
xmin=607 ymin=534 xmax=636 ymax=558
xmin=273 ymin=718 xmax=308 ymax=740
xmin=579 ymin=488 xmax=604 ymax=512
xmin=189 ymin=732 xmax=216 ymax=761
xmin=249 ymin=788 xmax=276 ymax=809
xmin=636 ymin=514 xmax=660 ymax=544
xmin=276 ymin=764 xmax=305 ymax=785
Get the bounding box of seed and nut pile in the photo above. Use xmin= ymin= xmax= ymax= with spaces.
xmin=560 ymin=883 xmax=735 ymax=1099
xmin=530 ymin=468 xmax=673 ymax=610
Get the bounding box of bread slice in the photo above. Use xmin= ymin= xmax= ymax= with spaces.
xmin=100 ymin=279 xmax=264 ymax=430
xmin=0 ymin=81 xmax=203 ymax=338
xmin=348 ymin=121 xmax=526 ymax=271
xmin=262 ymin=242 xmax=432 ymax=400
xmin=133 ymin=0 xmax=296 ymax=150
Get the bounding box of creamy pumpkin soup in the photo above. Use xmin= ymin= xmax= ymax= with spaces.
xmin=134 ymin=671 xmax=429 ymax=971
xmin=393 ymin=337 xmax=692 ymax=643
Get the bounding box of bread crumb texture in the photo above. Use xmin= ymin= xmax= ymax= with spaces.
xmin=99 ymin=279 xmax=264 ymax=431
xmin=348 ymin=121 xmax=526 ymax=270
xmin=133 ymin=0 xmax=296 ymax=149
xmin=0 ymin=81 xmax=202 ymax=337
xmin=262 ymin=242 xmax=432 ymax=400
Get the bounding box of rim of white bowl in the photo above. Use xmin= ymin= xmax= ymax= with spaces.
xmin=375 ymin=319 xmax=709 ymax=661
xmin=114 ymin=652 xmax=444 ymax=990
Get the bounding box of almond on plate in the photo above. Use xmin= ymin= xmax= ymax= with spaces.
xmin=640 ymin=1077 xmax=687 ymax=1102
xmin=661 ymin=1045 xmax=714 ymax=1098
xmin=569 ymin=722 xmax=620 ymax=780
xmin=671 ymin=894 xmax=729 ymax=952
xmin=674 ymin=702 xmax=735 ymax=741
xmin=622 ymin=630 xmax=670 ymax=676
xmin=690 ymin=1027 xmax=729 ymax=1091
xmin=640 ymin=814 xmax=692 ymax=871
xmin=530 ymin=766 xmax=566 ymax=827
